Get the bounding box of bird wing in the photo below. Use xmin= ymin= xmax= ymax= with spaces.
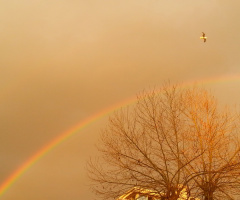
xmin=202 ymin=32 xmax=205 ymax=37
xmin=204 ymin=38 xmax=206 ymax=42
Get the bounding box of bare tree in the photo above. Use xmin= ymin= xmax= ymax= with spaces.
xmin=181 ymin=88 xmax=240 ymax=200
xmin=87 ymin=84 xmax=240 ymax=200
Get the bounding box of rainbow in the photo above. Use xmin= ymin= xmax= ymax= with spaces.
xmin=0 ymin=74 xmax=240 ymax=198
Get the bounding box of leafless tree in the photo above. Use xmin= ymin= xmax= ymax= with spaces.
xmin=180 ymin=88 xmax=240 ymax=200
xmin=87 ymin=84 xmax=240 ymax=200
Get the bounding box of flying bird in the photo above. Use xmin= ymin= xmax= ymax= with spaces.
xmin=200 ymin=32 xmax=207 ymax=42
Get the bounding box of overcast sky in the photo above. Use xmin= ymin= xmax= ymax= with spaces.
xmin=1 ymin=1 xmax=240 ymax=199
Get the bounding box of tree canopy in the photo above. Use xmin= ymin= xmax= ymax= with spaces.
xmin=88 ymin=84 xmax=240 ymax=200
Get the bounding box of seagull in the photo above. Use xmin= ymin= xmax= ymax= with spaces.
xmin=200 ymin=32 xmax=207 ymax=42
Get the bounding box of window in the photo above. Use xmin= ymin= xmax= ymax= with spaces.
xmin=136 ymin=195 xmax=147 ymax=200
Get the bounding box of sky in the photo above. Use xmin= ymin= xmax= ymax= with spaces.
xmin=1 ymin=0 xmax=240 ymax=199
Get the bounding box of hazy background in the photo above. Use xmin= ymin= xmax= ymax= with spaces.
xmin=1 ymin=0 xmax=240 ymax=199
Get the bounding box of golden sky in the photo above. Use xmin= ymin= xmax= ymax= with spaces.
xmin=1 ymin=0 xmax=240 ymax=199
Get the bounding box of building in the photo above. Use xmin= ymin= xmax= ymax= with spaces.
xmin=116 ymin=187 xmax=162 ymax=200
xmin=116 ymin=186 xmax=200 ymax=200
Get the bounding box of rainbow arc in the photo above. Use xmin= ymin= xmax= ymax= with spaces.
xmin=0 ymin=74 xmax=240 ymax=198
